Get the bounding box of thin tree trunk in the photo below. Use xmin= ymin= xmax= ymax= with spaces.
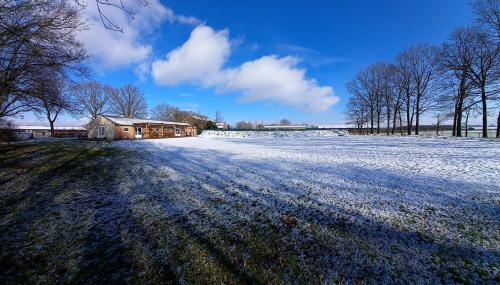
xmin=452 ymin=100 xmax=458 ymax=136
xmin=456 ymin=86 xmax=466 ymax=137
xmin=496 ymin=111 xmax=499 ymax=138
xmin=399 ymin=109 xmax=404 ymax=135
xmin=436 ymin=116 xmax=440 ymax=136
xmin=406 ymin=95 xmax=411 ymax=135
xmin=49 ymin=120 xmax=55 ymax=137
xmin=391 ymin=107 xmax=398 ymax=135
xmin=376 ymin=111 xmax=380 ymax=134
xmin=481 ymin=85 xmax=488 ymax=138
xmin=386 ymin=106 xmax=391 ymax=135
xmin=415 ymin=93 xmax=421 ymax=135
xmin=370 ymin=109 xmax=374 ymax=134
xmin=465 ymin=111 xmax=469 ymax=137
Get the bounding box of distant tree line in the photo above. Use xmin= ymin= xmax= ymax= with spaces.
xmin=345 ymin=0 xmax=500 ymax=138
xmin=72 ymin=81 xmax=218 ymax=131
xmin=0 ymin=0 xmax=86 ymax=136
xmin=232 ymin=118 xmax=313 ymax=130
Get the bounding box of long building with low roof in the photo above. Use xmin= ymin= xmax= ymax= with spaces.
xmin=86 ymin=115 xmax=197 ymax=140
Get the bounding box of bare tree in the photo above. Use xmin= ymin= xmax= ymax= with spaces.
xmin=440 ymin=27 xmax=476 ymax=137
xmin=215 ymin=111 xmax=224 ymax=122
xmin=108 ymin=84 xmax=148 ymax=118
xmin=255 ymin=122 xmax=264 ymax=129
xmin=391 ymin=66 xmax=406 ymax=135
xmin=403 ymin=44 xmax=440 ymax=135
xmin=31 ymin=72 xmax=75 ymax=136
xmin=151 ymin=103 xmax=194 ymax=122
xmin=0 ymin=0 xmax=86 ymax=120
xmin=344 ymin=96 xmax=368 ymax=134
xmin=72 ymin=81 xmax=109 ymax=119
xmin=468 ymin=28 xmax=500 ymax=137
xmin=236 ymin=121 xmax=254 ymax=129
xmin=472 ymin=0 xmax=500 ymax=40
xmin=379 ymin=63 xmax=397 ymax=135
xmin=395 ymin=52 xmax=416 ymax=135
xmin=73 ymin=0 xmax=150 ymax=32
xmin=280 ymin=118 xmax=291 ymax=126
xmin=347 ymin=67 xmax=378 ymax=134
xmin=151 ymin=103 xmax=178 ymax=121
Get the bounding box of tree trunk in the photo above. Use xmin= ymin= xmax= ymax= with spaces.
xmin=376 ymin=111 xmax=380 ymax=134
xmin=386 ymin=108 xmax=390 ymax=135
xmin=391 ymin=107 xmax=398 ymax=135
xmin=406 ymin=95 xmax=411 ymax=135
xmin=456 ymin=88 xmax=465 ymax=137
xmin=496 ymin=111 xmax=499 ymax=138
xmin=481 ymin=84 xmax=488 ymax=138
xmin=452 ymin=104 xmax=458 ymax=137
xmin=415 ymin=93 xmax=421 ymax=135
xmin=370 ymin=109 xmax=374 ymax=134
xmin=49 ymin=120 xmax=55 ymax=137
xmin=465 ymin=111 xmax=469 ymax=137
xmin=436 ymin=116 xmax=440 ymax=136
xmin=399 ymin=109 xmax=404 ymax=135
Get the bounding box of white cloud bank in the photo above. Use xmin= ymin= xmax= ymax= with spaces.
xmin=151 ymin=26 xmax=230 ymax=86
xmin=222 ymin=56 xmax=338 ymax=111
xmin=151 ymin=26 xmax=339 ymax=112
xmin=78 ymin=0 xmax=199 ymax=69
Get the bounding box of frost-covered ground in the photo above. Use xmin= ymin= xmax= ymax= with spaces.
xmin=114 ymin=135 xmax=500 ymax=283
xmin=1 ymin=136 xmax=499 ymax=284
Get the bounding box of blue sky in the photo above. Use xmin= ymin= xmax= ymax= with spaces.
xmin=18 ymin=0 xmax=472 ymax=126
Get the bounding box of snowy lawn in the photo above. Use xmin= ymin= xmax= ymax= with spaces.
xmin=0 ymin=136 xmax=499 ymax=283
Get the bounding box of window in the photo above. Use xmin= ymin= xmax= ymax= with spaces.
xmin=123 ymin=128 xmax=129 ymax=132
xmin=136 ymin=127 xmax=142 ymax=136
xmin=175 ymin=128 xmax=181 ymax=135
xmin=98 ymin=125 xmax=105 ymax=137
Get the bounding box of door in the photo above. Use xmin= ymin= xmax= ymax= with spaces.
xmin=135 ymin=127 xmax=142 ymax=138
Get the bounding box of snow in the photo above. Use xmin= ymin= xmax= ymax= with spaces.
xmin=200 ymin=129 xmax=348 ymax=137
xmin=103 ymin=115 xmax=190 ymax=126
xmin=317 ymin=124 xmax=355 ymax=129
xmin=112 ymin=135 xmax=500 ymax=282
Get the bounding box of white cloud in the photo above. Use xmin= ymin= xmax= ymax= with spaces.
xmin=151 ymin=25 xmax=230 ymax=86
xmin=151 ymin=26 xmax=339 ymax=112
xmin=222 ymin=56 xmax=339 ymax=111
xmin=78 ymin=1 xmax=199 ymax=69
xmin=134 ymin=61 xmax=151 ymax=81
xmin=164 ymin=7 xmax=202 ymax=26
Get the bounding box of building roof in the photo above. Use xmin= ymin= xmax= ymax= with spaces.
xmin=14 ymin=125 xmax=86 ymax=131
xmin=190 ymin=115 xmax=209 ymax=121
xmin=102 ymin=115 xmax=191 ymax=126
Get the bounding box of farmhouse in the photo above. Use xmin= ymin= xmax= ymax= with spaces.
xmin=87 ymin=115 xmax=197 ymax=140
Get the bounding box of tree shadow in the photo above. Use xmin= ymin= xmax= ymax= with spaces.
xmin=0 ymin=139 xmax=498 ymax=284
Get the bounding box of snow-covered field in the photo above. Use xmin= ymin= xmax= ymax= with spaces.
xmin=1 ymin=136 xmax=498 ymax=283
xmin=113 ymin=135 xmax=500 ymax=283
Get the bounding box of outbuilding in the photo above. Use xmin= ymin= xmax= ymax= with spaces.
xmin=12 ymin=125 xmax=87 ymax=139
xmin=87 ymin=115 xmax=197 ymax=140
